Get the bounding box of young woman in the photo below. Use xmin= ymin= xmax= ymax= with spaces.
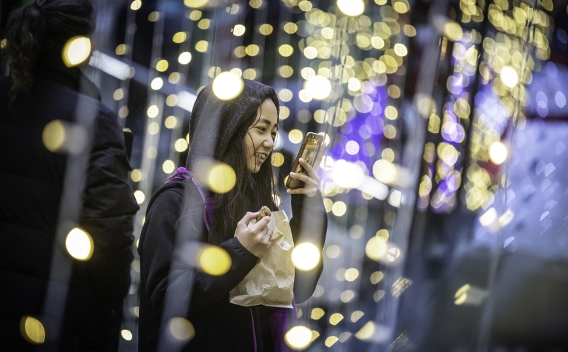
xmin=0 ymin=0 xmax=138 ymax=350
xmin=138 ymin=80 xmax=328 ymax=351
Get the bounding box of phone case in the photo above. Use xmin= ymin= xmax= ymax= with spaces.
xmin=286 ymin=132 xmax=324 ymax=189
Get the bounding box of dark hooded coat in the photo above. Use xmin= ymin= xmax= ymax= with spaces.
xmin=0 ymin=63 xmax=139 ymax=350
xmin=138 ymin=80 xmax=328 ymax=351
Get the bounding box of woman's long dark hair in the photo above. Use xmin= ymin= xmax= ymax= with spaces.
xmin=209 ymin=102 xmax=278 ymax=245
xmin=1 ymin=0 xmax=93 ymax=101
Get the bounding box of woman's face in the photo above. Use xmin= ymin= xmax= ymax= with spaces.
xmin=245 ymin=98 xmax=278 ymax=173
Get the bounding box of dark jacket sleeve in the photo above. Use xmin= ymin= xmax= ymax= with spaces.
xmin=289 ymin=191 xmax=328 ymax=303
xmin=78 ymin=110 xmax=139 ymax=305
xmin=141 ymin=183 xmax=259 ymax=319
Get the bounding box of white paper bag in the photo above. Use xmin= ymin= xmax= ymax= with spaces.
xmin=229 ymin=210 xmax=295 ymax=308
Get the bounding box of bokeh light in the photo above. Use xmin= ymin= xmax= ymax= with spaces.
xmin=332 ymin=160 xmax=364 ymax=188
xmin=489 ymin=141 xmax=508 ymax=165
xmin=121 ymin=329 xmax=133 ymax=341
xmin=206 ymin=163 xmax=236 ymax=194
xmin=373 ymin=159 xmax=397 ymax=184
xmin=134 ymin=190 xmax=145 ymax=204
xmin=233 ymin=24 xmax=246 ymax=36
xmin=365 ymin=237 xmax=388 ymax=262
xmin=288 ymin=129 xmax=304 ymax=144
xmin=184 ymin=0 xmax=209 ymax=8
xmin=500 ymin=66 xmax=519 ymax=88
xmin=42 ymin=120 xmax=66 ymax=153
xmin=212 ymin=72 xmax=244 ymax=100
xmin=178 ymin=52 xmax=192 ymax=64
xmin=150 ymin=77 xmax=163 ymax=90
xmin=292 ymin=243 xmax=320 ymax=271
xmin=285 ymin=326 xmax=313 ymax=350
xmin=306 ymin=76 xmax=331 ymax=100
xmin=337 ymin=0 xmax=364 ymax=16
xmin=65 ymin=228 xmax=94 ymax=261
xmin=62 ymin=36 xmax=91 ymax=67
xmin=168 ymin=317 xmax=195 ymax=342
xmin=198 ymin=245 xmax=231 ymax=276
xmin=20 ymin=316 xmax=45 ymax=344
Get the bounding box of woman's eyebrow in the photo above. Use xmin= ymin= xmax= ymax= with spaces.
xmin=258 ymin=117 xmax=277 ymax=127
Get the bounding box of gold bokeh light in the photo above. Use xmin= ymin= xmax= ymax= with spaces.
xmin=207 ymin=163 xmax=236 ymax=193
xmin=65 ymin=228 xmax=94 ymax=261
xmin=373 ymin=159 xmax=397 ymax=184
xmin=489 ymin=141 xmax=507 ymax=165
xmin=305 ymin=75 xmax=331 ymax=100
xmin=198 ymin=245 xmax=231 ymax=276
xmin=500 ymin=66 xmax=518 ymax=88
xmin=212 ymin=72 xmax=244 ymax=100
xmin=285 ymin=326 xmax=313 ymax=350
xmin=337 ymin=0 xmax=364 ymax=16
xmin=184 ymin=0 xmax=209 ymax=8
xmin=292 ymin=243 xmax=320 ymax=271
xmin=365 ymin=237 xmax=388 ymax=262
xmin=62 ymin=36 xmax=91 ymax=67
xmin=20 ymin=316 xmax=46 ymax=344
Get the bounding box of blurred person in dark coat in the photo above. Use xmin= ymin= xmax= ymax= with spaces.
xmin=0 ymin=0 xmax=139 ymax=350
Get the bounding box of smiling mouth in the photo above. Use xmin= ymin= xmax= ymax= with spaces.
xmin=255 ymin=152 xmax=268 ymax=162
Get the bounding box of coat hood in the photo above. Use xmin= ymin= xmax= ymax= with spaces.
xmin=185 ymin=79 xmax=279 ymax=169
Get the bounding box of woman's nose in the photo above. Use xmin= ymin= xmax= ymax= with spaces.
xmin=264 ymin=136 xmax=274 ymax=148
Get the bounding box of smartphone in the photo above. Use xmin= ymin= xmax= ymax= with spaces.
xmin=286 ymin=132 xmax=324 ymax=189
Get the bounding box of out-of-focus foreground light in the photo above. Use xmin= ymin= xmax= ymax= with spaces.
xmin=134 ymin=190 xmax=145 ymax=204
xmin=500 ymin=66 xmax=518 ymax=88
xmin=66 ymin=228 xmax=94 ymax=261
xmin=168 ymin=317 xmax=195 ymax=342
xmin=184 ymin=0 xmax=209 ymax=8
xmin=489 ymin=141 xmax=507 ymax=165
xmin=20 ymin=316 xmax=45 ymax=344
xmin=292 ymin=243 xmax=320 ymax=271
xmin=42 ymin=120 xmax=66 ymax=153
xmin=212 ymin=72 xmax=244 ymax=100
xmin=62 ymin=36 xmax=92 ymax=67
xmin=337 ymin=0 xmax=364 ymax=16
xmin=121 ymin=329 xmax=133 ymax=341
xmin=285 ymin=325 xmax=313 ymax=350
xmin=130 ymin=0 xmax=142 ymax=10
xmin=207 ymin=163 xmax=236 ymax=194
xmin=198 ymin=245 xmax=231 ymax=276
xmin=306 ymin=76 xmax=331 ymax=100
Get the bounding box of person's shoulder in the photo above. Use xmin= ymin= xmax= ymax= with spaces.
xmin=94 ymin=104 xmax=121 ymax=131
xmin=146 ymin=179 xmax=204 ymax=214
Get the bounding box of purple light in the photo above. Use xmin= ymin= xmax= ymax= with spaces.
xmin=442 ymin=122 xmax=466 ymax=143
xmin=365 ymin=115 xmax=384 ymax=135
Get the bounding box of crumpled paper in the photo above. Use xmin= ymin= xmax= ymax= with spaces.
xmin=229 ymin=210 xmax=295 ymax=308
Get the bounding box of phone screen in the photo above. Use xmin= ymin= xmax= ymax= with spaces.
xmin=287 ymin=133 xmax=323 ymax=189
xmin=293 ymin=137 xmax=320 ymax=174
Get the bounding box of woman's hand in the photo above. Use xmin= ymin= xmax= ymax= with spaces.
xmin=287 ymin=144 xmax=325 ymax=198
xmin=234 ymin=212 xmax=272 ymax=258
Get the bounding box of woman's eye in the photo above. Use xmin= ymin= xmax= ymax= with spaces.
xmin=257 ymin=127 xmax=267 ymax=132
